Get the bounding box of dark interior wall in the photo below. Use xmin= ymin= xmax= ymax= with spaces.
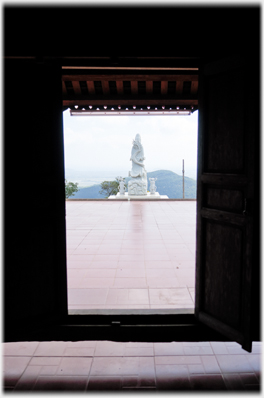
xmin=4 ymin=60 xmax=68 ymax=336
xmin=3 ymin=6 xmax=260 ymax=59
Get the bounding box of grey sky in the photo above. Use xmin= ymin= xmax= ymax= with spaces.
xmin=63 ymin=110 xmax=198 ymax=179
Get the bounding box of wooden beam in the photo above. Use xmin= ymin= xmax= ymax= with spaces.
xmin=146 ymin=81 xmax=153 ymax=94
xmin=72 ymin=81 xmax=81 ymax=95
xmin=176 ymin=81 xmax=183 ymax=95
xmin=102 ymin=81 xmax=110 ymax=95
xmin=62 ymin=74 xmax=198 ymax=82
xmin=87 ymin=81 xmax=95 ymax=94
xmin=161 ymin=81 xmax=168 ymax=95
xmin=63 ymin=98 xmax=198 ymax=107
xmin=131 ymin=81 xmax=138 ymax=95
xmin=116 ymin=81 xmax=123 ymax=94
xmin=191 ymin=80 xmax=199 ymax=94
xmin=62 ymin=81 xmax=67 ymax=95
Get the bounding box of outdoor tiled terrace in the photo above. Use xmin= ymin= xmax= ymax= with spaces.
xmin=66 ymin=200 xmax=196 ymax=310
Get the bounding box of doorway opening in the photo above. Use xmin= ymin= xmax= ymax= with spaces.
xmin=63 ymin=110 xmax=198 ymax=313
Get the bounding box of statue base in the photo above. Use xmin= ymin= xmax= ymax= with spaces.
xmin=108 ymin=192 xmax=169 ymax=200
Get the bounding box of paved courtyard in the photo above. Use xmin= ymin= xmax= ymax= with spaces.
xmin=66 ymin=200 xmax=196 ymax=310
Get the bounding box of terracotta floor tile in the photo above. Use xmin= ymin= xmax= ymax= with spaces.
xmin=67 ymin=269 xmax=87 ymax=278
xmin=145 ymin=254 xmax=171 ymax=261
xmin=88 ymin=261 xmax=118 ymax=269
xmin=121 ymin=241 xmax=145 ymax=248
xmin=155 ymin=364 xmax=189 ymax=377
xmin=173 ymin=260 xmax=195 ymax=268
xmin=100 ymin=238 xmax=123 ymax=245
xmin=56 ymin=357 xmax=92 ymax=376
xmin=72 ymin=248 xmax=98 ymax=255
xmin=154 ymin=342 xmax=185 ymax=356
xmin=155 ymin=356 xmax=201 ymax=365
xmin=190 ymin=374 xmax=227 ymax=390
xmin=67 ymin=278 xmax=83 ymax=288
xmin=94 ymin=341 xmax=125 ymax=357
xmin=91 ymin=357 xmax=139 ymax=376
xmin=183 ymin=346 xmax=214 ymax=356
xmin=222 ymin=373 xmax=245 ymax=390
xmin=122 ymin=376 xmax=139 ymax=388
xmin=210 ymin=341 xmax=230 ymax=355
xmin=3 ymin=357 xmax=31 ymax=387
xmin=156 ymin=374 xmax=191 ymax=390
xmin=78 ymin=239 xmax=103 ymax=246
xmin=147 ymin=277 xmax=181 ymax=288
xmin=93 ymin=254 xmax=119 ymax=262
xmin=68 ymin=288 xmax=108 ymax=305
xmin=145 ymin=260 xmax=173 ymax=269
xmin=119 ymin=254 xmax=145 ymax=262
xmin=143 ymin=242 xmax=166 ymax=249
xmin=128 ymin=289 xmax=150 ymax=304
xmin=84 ymin=269 xmax=116 ymax=278
xmin=116 ymin=268 xmax=146 ymax=278
xmin=33 ymin=342 xmax=67 ymax=357
xmin=30 ymin=357 xmax=61 ymax=366
xmin=33 ymin=376 xmax=88 ymax=391
xmin=91 ymin=247 xmax=120 ymax=255
xmin=87 ymin=376 xmax=122 ymax=390
xmin=239 ymin=372 xmax=260 ymax=388
xmin=120 ymin=248 xmax=144 ymax=255
xmin=39 ymin=366 xmax=59 ymax=376
xmin=113 ymin=278 xmax=147 ymax=288
xmin=3 ymin=342 xmax=39 ymax=357
xmin=188 ymin=287 xmax=195 ymax=302
xmin=13 ymin=365 xmax=42 ymax=390
xmin=242 ymin=354 xmax=261 ymax=373
xmin=105 ymin=288 xmax=129 ymax=305
xmin=149 ymin=288 xmax=193 ymax=306
xmin=216 ymin=354 xmax=256 ymax=373
xmin=177 ymin=276 xmax=195 ymax=288
xmin=118 ymin=260 xmax=145 ymax=268
xmin=79 ymin=278 xmax=114 ymax=288
xmin=104 ymin=231 xmax=125 ymax=238
xmin=226 ymin=345 xmax=252 ymax=355
xmin=188 ymin=364 xmax=205 ymax=374
xmin=124 ymin=347 xmax=154 ymax=357
xmin=146 ymin=268 xmax=176 ymax=278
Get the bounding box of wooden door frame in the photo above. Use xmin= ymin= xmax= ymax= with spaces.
xmin=4 ymin=57 xmax=260 ymax=352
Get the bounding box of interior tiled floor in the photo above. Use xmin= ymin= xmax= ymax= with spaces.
xmin=66 ymin=200 xmax=196 ymax=310
xmin=3 ymin=341 xmax=261 ymax=391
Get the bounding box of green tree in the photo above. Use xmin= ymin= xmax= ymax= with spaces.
xmin=65 ymin=180 xmax=79 ymax=199
xmin=99 ymin=178 xmax=126 ymax=198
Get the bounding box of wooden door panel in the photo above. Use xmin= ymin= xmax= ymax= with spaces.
xmin=205 ymin=187 xmax=244 ymax=213
xmin=203 ymin=220 xmax=243 ymax=329
xmin=195 ymin=56 xmax=256 ymax=352
xmin=205 ymin=68 xmax=245 ymax=173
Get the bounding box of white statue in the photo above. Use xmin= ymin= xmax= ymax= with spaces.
xmin=149 ymin=177 xmax=157 ymax=194
xmin=128 ymin=134 xmax=147 ymax=195
xmin=117 ymin=176 xmax=126 ymax=195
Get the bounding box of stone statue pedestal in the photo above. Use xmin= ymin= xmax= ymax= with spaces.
xmin=108 ymin=192 xmax=169 ymax=200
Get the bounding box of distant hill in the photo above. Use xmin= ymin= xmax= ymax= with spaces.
xmin=69 ymin=170 xmax=196 ymax=199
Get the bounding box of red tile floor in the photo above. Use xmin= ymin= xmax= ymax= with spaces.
xmin=3 ymin=341 xmax=261 ymax=391
xmin=66 ymin=200 xmax=196 ymax=310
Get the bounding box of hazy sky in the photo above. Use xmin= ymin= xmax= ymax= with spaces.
xmin=63 ymin=110 xmax=198 ymax=179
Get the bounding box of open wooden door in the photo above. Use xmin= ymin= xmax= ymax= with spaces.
xmin=195 ymin=55 xmax=259 ymax=352
xmin=4 ymin=59 xmax=68 ymax=342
